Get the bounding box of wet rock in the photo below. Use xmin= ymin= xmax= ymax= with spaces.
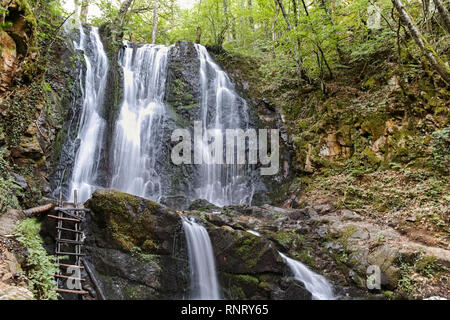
xmin=207 ymin=226 xmax=283 ymax=275
xmin=274 ymin=278 xmax=312 ymax=300
xmin=160 ymin=195 xmax=189 ymax=210
xmin=188 ymin=199 xmax=220 ymax=212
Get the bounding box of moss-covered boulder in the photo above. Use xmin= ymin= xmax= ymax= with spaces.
xmin=86 ymin=189 xmax=179 ymax=254
xmin=207 ymin=226 xmax=283 ymax=275
xmin=83 ymin=189 xmax=189 ymax=299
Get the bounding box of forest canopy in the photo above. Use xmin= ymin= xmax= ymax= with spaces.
xmin=50 ymin=0 xmax=450 ymax=85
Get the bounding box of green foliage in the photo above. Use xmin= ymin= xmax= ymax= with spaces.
xmin=0 ymin=148 xmax=22 ymax=215
xmin=414 ymin=256 xmax=447 ymax=277
xmin=431 ymin=127 xmax=450 ymax=175
xmin=14 ymin=218 xmax=59 ymax=300
xmin=0 ymin=176 xmax=21 ymax=214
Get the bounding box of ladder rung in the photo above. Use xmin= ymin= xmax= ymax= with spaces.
xmin=48 ymin=215 xmax=81 ymax=223
xmin=55 ymin=207 xmax=90 ymax=212
xmin=56 ymin=288 xmax=89 ymax=295
xmin=54 ymin=274 xmax=86 ymax=281
xmin=56 ymin=227 xmax=83 ymax=233
xmin=56 ymin=238 xmax=84 ymax=245
xmin=57 ymin=210 xmax=86 ymax=221
xmin=55 ymin=251 xmax=85 ymax=256
xmin=58 ymin=263 xmax=84 ymax=269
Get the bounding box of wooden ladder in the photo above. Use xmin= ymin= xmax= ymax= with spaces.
xmin=50 ymin=190 xmax=90 ymax=297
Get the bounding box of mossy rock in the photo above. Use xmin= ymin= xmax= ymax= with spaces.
xmin=86 ymin=189 xmax=179 ymax=254
xmin=221 ymin=273 xmax=263 ymax=299
xmin=361 ymin=114 xmax=386 ymax=140
xmin=188 ymin=199 xmax=220 ymax=212
xmin=207 ymin=226 xmax=283 ymax=274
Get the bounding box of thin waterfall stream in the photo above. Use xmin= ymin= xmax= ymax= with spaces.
xmin=194 ymin=44 xmax=254 ymax=206
xmin=279 ymin=252 xmax=335 ymax=300
xmin=69 ymin=26 xmax=109 ymax=203
xmin=181 ymin=215 xmax=221 ymax=300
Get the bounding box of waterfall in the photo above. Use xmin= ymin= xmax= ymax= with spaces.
xmin=279 ymin=252 xmax=335 ymax=300
xmin=181 ymin=215 xmax=221 ymax=300
xmin=194 ymin=44 xmax=254 ymax=207
xmin=110 ymin=43 xmax=170 ymax=200
xmin=69 ymin=26 xmax=109 ymax=203
xmin=61 ymin=37 xmax=261 ymax=206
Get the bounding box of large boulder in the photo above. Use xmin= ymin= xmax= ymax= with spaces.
xmin=83 ymin=189 xmax=189 ymax=299
xmin=208 ymin=226 xmax=283 ymax=274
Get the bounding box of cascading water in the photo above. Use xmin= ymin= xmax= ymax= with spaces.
xmin=194 ymin=45 xmax=254 ymax=207
xmin=110 ymin=43 xmax=170 ymax=200
xmin=279 ymin=252 xmax=335 ymax=300
xmin=181 ymin=215 xmax=221 ymax=299
xmin=69 ymin=26 xmax=109 ymax=203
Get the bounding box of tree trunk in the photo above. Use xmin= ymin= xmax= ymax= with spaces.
xmin=275 ymin=0 xmax=309 ymax=82
xmin=196 ymin=26 xmax=202 ymax=43
xmin=248 ymin=0 xmax=255 ymax=30
xmin=432 ymin=0 xmax=450 ymax=34
xmin=272 ymin=0 xmax=280 ymax=41
xmin=300 ymin=0 xmax=333 ymax=79
xmin=151 ymin=6 xmax=158 ymax=44
xmin=392 ymin=0 xmax=450 ymax=83
xmin=80 ymin=0 xmax=89 ymax=23
xmin=113 ymin=0 xmax=135 ymax=41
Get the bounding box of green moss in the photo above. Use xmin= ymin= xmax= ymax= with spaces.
xmin=274 ymin=230 xmax=303 ymax=249
xmin=235 ymin=274 xmax=259 ymax=286
xmin=362 ymin=147 xmax=381 ymax=167
xmin=14 ymin=218 xmax=59 ymax=300
xmin=233 ymin=233 xmax=260 ymax=269
xmin=182 ymin=103 xmax=197 ymax=110
xmin=294 ymin=247 xmax=315 ymax=267
xmin=363 ymin=76 xmax=377 ymax=89
xmin=361 ymin=114 xmax=386 ymax=140
xmin=230 ymin=285 xmax=246 ymax=299
xmin=86 ymin=190 xmax=163 ymax=253
xmin=0 ymin=175 xmax=21 ymax=214
xmin=414 ymin=256 xmax=445 ymax=277
xmin=123 ymin=284 xmax=158 ymax=300
xmin=225 ymin=273 xmax=261 ymax=299
xmin=130 ymin=247 xmax=161 ymax=267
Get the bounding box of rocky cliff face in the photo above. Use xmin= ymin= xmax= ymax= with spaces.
xmin=0 ymin=0 xmax=79 ymax=210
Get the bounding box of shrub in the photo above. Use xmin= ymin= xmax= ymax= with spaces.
xmin=14 ymin=218 xmax=59 ymax=300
